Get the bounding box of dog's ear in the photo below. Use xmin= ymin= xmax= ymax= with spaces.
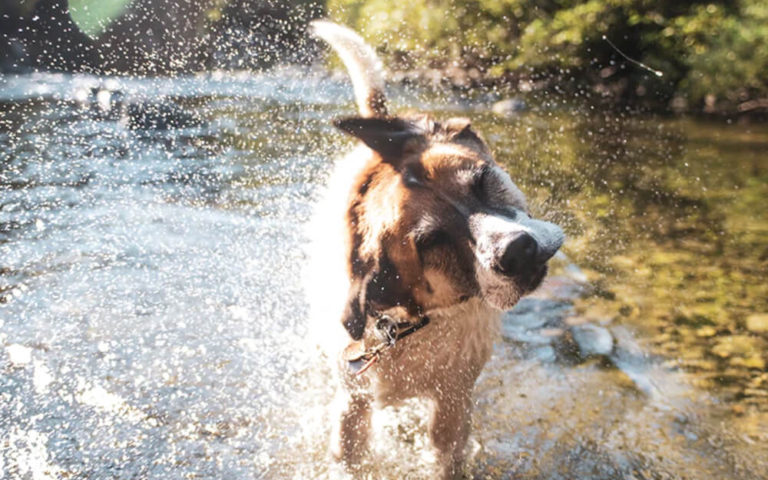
xmin=334 ymin=117 xmax=420 ymax=161
xmin=341 ymin=277 xmax=367 ymax=340
xmin=444 ymin=117 xmax=483 ymax=143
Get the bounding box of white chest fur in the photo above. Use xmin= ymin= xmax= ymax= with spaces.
xmin=369 ymin=299 xmax=501 ymax=405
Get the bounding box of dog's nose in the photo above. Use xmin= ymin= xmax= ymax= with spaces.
xmin=498 ymin=232 xmax=539 ymax=276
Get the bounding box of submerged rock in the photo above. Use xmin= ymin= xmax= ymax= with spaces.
xmin=505 ymin=298 xmax=572 ymax=330
xmin=711 ymin=335 xmax=760 ymax=358
xmin=570 ymin=324 xmax=615 ymax=357
xmin=696 ymin=326 xmax=718 ymax=337
xmin=531 ymin=274 xmax=590 ymax=301
xmin=746 ymin=314 xmax=768 ymax=333
xmin=729 ymin=355 xmax=766 ymax=370
xmin=491 ymin=98 xmax=527 ymax=117
xmin=502 ymin=298 xmax=572 ymax=346
xmin=501 ymin=261 xmax=617 ymax=364
xmin=503 ymin=301 xmax=617 ymax=363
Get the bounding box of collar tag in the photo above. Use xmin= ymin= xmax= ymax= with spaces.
xmin=342 ymin=340 xmax=367 ymax=363
xmin=342 ymin=312 xmax=431 ymax=377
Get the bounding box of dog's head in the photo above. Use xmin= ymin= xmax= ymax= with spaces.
xmin=337 ymin=114 xmax=564 ymax=339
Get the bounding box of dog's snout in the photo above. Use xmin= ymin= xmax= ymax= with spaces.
xmin=472 ymin=212 xmax=565 ymax=275
xmin=529 ymin=220 xmax=564 ymax=265
xmin=498 ymin=232 xmax=538 ymax=276
xmin=534 ymin=235 xmax=561 ymax=264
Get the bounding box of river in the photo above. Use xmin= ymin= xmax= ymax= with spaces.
xmin=1 ymin=70 xmax=766 ymax=479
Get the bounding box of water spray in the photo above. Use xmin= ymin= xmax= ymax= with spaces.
xmin=602 ymin=35 xmax=664 ymax=77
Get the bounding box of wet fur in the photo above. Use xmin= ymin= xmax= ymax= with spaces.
xmin=307 ymin=21 xmax=562 ymax=479
xmin=310 ymin=148 xmax=501 ymax=477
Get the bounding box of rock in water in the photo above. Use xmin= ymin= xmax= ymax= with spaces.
xmin=492 ymin=98 xmax=527 ymax=117
xmin=571 ymin=324 xmax=614 ymax=357
xmin=746 ymin=314 xmax=768 ymax=333
xmin=505 ymin=298 xmax=572 ymax=329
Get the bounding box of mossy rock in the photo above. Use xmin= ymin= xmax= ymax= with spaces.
xmin=729 ymin=355 xmax=767 ymax=370
xmin=746 ymin=314 xmax=768 ymax=333
xmin=711 ymin=335 xmax=761 ymax=358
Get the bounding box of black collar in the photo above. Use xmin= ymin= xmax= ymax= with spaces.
xmin=373 ymin=312 xmax=431 ymax=346
xmin=343 ymin=312 xmax=431 ymax=376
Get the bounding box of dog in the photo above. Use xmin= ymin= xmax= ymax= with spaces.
xmin=306 ymin=20 xmax=564 ymax=479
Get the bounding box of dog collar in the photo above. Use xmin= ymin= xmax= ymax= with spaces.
xmin=342 ymin=312 xmax=430 ymax=377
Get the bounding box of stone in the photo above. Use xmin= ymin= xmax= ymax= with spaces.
xmin=531 ymin=274 xmax=588 ymax=301
xmin=697 ymin=326 xmax=718 ymax=337
xmin=711 ymin=335 xmax=759 ymax=358
xmin=532 ymin=345 xmax=557 ymax=363
xmin=504 ymin=298 xmax=572 ymax=329
xmin=491 ymin=98 xmax=527 ymax=117
xmin=746 ymin=314 xmax=768 ymax=333
xmin=730 ymin=355 xmax=766 ymax=370
xmin=571 ymin=324 xmax=614 ymax=357
xmin=502 ymin=298 xmax=572 ymax=346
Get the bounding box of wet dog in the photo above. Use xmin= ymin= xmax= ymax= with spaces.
xmin=306 ymin=21 xmax=564 ymax=479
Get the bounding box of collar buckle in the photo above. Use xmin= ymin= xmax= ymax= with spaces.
xmin=344 ymin=311 xmax=431 ymax=377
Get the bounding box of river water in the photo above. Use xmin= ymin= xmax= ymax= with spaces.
xmin=1 ymin=71 xmax=766 ymax=479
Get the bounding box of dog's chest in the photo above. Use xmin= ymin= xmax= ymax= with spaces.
xmin=369 ymin=300 xmax=501 ymax=403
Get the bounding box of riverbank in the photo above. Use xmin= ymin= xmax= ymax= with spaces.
xmin=381 ymin=66 xmax=768 ymax=120
xmin=3 ymin=1 xmax=766 ymax=117
xmin=328 ymin=0 xmax=768 ymax=118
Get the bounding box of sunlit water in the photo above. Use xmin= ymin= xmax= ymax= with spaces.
xmin=1 ymin=71 xmax=766 ymax=479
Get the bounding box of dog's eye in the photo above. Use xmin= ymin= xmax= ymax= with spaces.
xmin=416 ymin=229 xmax=451 ymax=250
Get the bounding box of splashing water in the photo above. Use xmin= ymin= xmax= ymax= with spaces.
xmin=1 ymin=70 xmax=767 ymax=479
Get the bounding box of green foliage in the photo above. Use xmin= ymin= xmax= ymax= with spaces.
xmin=674 ymin=0 xmax=768 ymax=106
xmin=328 ymin=0 xmax=538 ymax=69
xmin=69 ymin=0 xmax=132 ymax=36
xmin=328 ymin=0 xmax=768 ymax=112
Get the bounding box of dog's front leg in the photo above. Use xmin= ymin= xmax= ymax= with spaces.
xmin=429 ymin=390 xmax=473 ymax=479
xmin=330 ymin=390 xmax=372 ymax=467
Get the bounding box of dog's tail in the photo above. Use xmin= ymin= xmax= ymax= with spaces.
xmin=310 ymin=20 xmax=388 ymax=118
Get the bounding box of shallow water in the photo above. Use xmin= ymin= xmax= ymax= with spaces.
xmin=1 ymin=71 xmax=766 ymax=479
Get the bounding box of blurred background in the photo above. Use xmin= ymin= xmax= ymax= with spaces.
xmin=1 ymin=1 xmax=767 ymax=479
xmin=2 ymin=0 xmax=768 ymax=113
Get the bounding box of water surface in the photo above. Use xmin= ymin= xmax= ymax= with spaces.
xmin=1 ymin=71 xmax=766 ymax=479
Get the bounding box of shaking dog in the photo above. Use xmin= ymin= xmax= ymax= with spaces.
xmin=307 ymin=20 xmax=564 ymax=479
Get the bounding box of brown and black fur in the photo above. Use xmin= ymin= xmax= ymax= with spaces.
xmin=308 ymin=20 xmax=564 ymax=479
